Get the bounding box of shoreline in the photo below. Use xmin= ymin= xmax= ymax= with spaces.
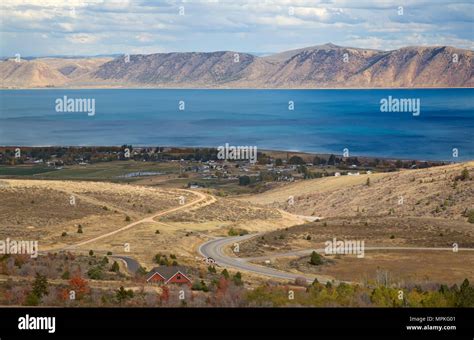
xmin=0 ymin=145 xmax=465 ymax=164
xmin=1 ymin=87 xmax=473 ymax=91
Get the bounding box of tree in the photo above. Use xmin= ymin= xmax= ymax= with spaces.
xmin=309 ymin=251 xmax=323 ymax=265
xmin=32 ymin=273 xmax=48 ymax=299
xmin=88 ymin=250 xmax=94 ymax=256
xmin=239 ymin=176 xmax=251 ymax=186
xmin=366 ymin=177 xmax=370 ymax=186
xmin=77 ymin=225 xmax=83 ymax=233
xmin=232 ymin=272 xmax=243 ymax=286
xmin=275 ymin=158 xmax=283 ymax=166
xmin=457 ymin=279 xmax=474 ymax=307
xmin=116 ymin=286 xmax=134 ymax=303
xmin=111 ymin=261 xmax=120 ymax=273
xmin=69 ymin=275 xmax=90 ymax=300
xmin=61 ymin=270 xmax=70 ymax=280
xmin=25 ymin=292 xmax=40 ymax=306
xmin=221 ymin=269 xmax=230 ymax=279
xmin=288 ymin=156 xmax=305 ymax=165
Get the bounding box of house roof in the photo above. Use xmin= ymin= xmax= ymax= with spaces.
xmin=146 ymin=266 xmax=189 ymax=281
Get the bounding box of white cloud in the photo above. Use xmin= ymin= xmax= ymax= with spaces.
xmin=0 ymin=0 xmax=471 ymax=56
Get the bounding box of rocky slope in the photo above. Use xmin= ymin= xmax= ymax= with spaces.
xmin=1 ymin=44 xmax=472 ymax=88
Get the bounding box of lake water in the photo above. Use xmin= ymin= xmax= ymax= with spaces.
xmin=0 ymin=89 xmax=472 ymax=161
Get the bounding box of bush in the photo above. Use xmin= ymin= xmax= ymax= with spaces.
xmin=232 ymin=272 xmax=243 ymax=286
xmin=192 ymin=280 xmax=209 ymax=292
xmin=228 ymin=227 xmax=248 ymax=236
xmin=116 ymin=286 xmax=134 ymax=303
xmin=460 ymin=168 xmax=470 ymax=181
xmin=61 ymin=232 xmax=68 ymax=237
xmin=87 ymin=266 xmax=104 ymax=280
xmin=77 ymin=225 xmax=83 ymax=233
xmin=294 ymin=277 xmax=308 ymax=287
xmin=221 ymin=269 xmax=230 ymax=279
xmin=125 ymin=216 xmax=131 ymax=222
xmin=288 ymin=156 xmax=305 ymax=165
xmin=238 ymin=176 xmax=251 ymax=186
xmin=88 ymin=250 xmax=94 ymax=256
xmin=111 ymin=261 xmax=120 ymax=273
xmin=467 ymin=210 xmax=474 ymax=224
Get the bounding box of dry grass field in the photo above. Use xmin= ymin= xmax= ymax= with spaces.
xmin=242 ymin=161 xmax=474 ymax=221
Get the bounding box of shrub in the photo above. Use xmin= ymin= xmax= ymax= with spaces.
xmin=125 ymin=216 xmax=131 ymax=222
xmin=288 ymin=156 xmax=305 ymax=165
xmin=77 ymin=225 xmax=83 ymax=233
xmin=32 ymin=273 xmax=49 ymax=299
xmin=221 ymin=269 xmax=230 ymax=279
xmin=467 ymin=210 xmax=474 ymax=224
xmin=294 ymin=277 xmax=308 ymax=287
xmin=87 ymin=266 xmax=104 ymax=280
xmin=309 ymin=251 xmax=323 ymax=265
xmin=116 ymin=286 xmax=134 ymax=303
xmin=61 ymin=232 xmax=68 ymax=237
xmin=232 ymin=272 xmax=243 ymax=286
xmin=111 ymin=261 xmax=120 ymax=273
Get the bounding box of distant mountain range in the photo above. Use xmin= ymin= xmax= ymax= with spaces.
xmin=1 ymin=44 xmax=473 ymax=88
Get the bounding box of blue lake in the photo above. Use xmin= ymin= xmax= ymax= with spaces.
xmin=0 ymin=89 xmax=472 ymax=161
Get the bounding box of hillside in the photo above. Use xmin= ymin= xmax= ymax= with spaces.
xmin=1 ymin=44 xmax=472 ymax=88
xmin=243 ymin=161 xmax=474 ymax=223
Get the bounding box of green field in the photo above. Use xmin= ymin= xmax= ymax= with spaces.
xmin=0 ymin=166 xmax=57 ymax=176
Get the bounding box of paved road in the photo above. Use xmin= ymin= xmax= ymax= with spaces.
xmin=198 ymin=234 xmax=474 ymax=284
xmin=112 ymin=255 xmax=140 ymax=274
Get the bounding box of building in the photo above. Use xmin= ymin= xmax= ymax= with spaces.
xmin=145 ymin=266 xmax=191 ymax=285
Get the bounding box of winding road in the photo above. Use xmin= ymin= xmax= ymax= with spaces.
xmin=198 ymin=233 xmax=474 ymax=284
xmin=198 ymin=234 xmax=334 ymax=284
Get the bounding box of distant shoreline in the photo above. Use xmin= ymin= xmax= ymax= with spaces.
xmin=0 ymin=145 xmax=463 ymax=164
xmin=1 ymin=87 xmax=473 ymax=90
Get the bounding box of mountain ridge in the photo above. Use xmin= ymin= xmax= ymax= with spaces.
xmin=1 ymin=44 xmax=472 ymax=88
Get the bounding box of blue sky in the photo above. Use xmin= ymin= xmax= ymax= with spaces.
xmin=0 ymin=0 xmax=473 ymax=57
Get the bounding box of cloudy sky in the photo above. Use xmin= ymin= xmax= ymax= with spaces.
xmin=0 ymin=0 xmax=473 ymax=57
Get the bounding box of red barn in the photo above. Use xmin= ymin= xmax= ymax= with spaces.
xmin=146 ymin=266 xmax=191 ymax=285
